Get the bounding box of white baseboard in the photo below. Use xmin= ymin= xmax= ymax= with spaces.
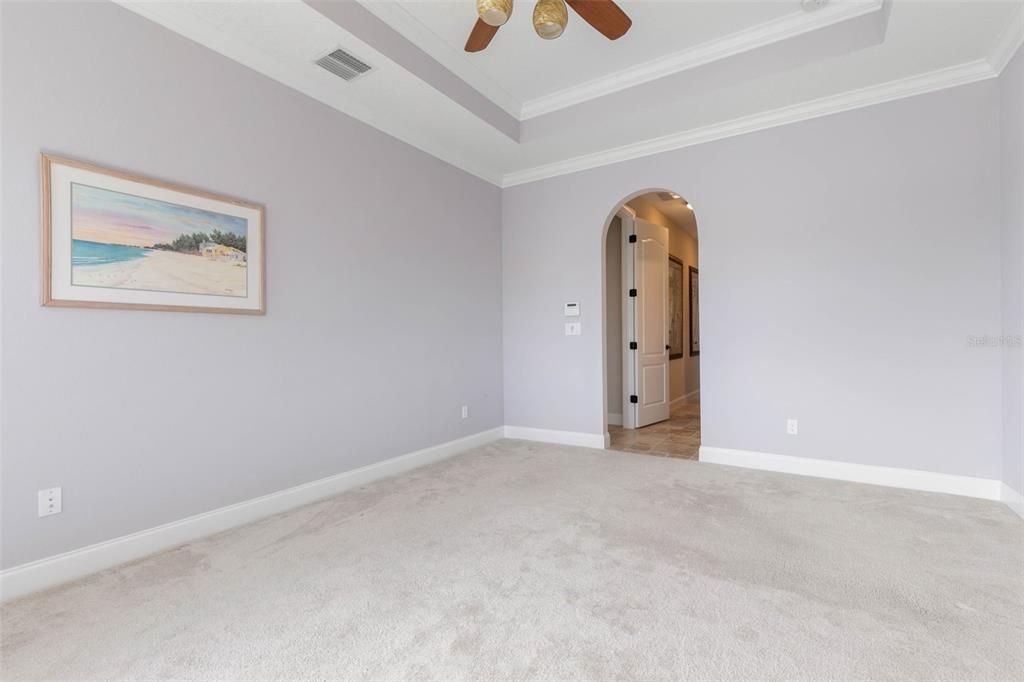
xmin=607 ymin=412 xmax=623 ymax=426
xmin=0 ymin=427 xmax=504 ymax=602
xmin=1002 ymin=483 xmax=1024 ymax=520
xmin=503 ymin=425 xmax=607 ymax=449
xmin=698 ymin=446 xmax=1003 ymax=500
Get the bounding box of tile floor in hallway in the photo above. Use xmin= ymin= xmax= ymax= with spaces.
xmin=609 ymin=401 xmax=701 ymax=459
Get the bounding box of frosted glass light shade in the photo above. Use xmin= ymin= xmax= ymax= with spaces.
xmin=533 ymin=0 xmax=568 ymax=39
xmin=477 ymin=0 xmax=513 ymax=27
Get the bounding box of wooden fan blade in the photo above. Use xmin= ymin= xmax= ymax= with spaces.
xmin=565 ymin=0 xmax=632 ymax=40
xmin=465 ymin=18 xmax=499 ymax=52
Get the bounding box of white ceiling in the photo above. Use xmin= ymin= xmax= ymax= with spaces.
xmin=365 ymin=0 xmax=834 ymax=113
xmin=116 ymin=1 xmax=1023 ymax=187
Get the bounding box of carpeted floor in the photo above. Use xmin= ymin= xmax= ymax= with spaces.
xmin=2 ymin=439 xmax=1022 ymax=681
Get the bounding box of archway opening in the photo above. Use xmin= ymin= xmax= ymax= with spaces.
xmin=602 ymin=189 xmax=701 ymax=458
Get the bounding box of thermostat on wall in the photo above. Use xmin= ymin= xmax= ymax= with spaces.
xmin=564 ymin=302 xmax=580 ymax=317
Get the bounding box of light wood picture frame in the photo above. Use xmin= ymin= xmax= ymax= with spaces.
xmin=41 ymin=153 xmax=265 ymax=314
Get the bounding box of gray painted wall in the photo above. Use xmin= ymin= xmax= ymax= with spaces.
xmin=1001 ymin=47 xmax=1024 ymax=497
xmin=503 ymin=80 xmax=1003 ymax=479
xmin=0 ymin=1 xmax=503 ymax=569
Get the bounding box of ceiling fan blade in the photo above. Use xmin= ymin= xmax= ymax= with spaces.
xmin=465 ymin=18 xmax=499 ymax=52
xmin=565 ymin=0 xmax=632 ymax=40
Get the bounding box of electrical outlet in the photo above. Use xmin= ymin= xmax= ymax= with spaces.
xmin=38 ymin=487 xmax=62 ymax=517
xmin=787 ymin=419 xmax=799 ymax=435
xmin=461 ymin=405 xmax=469 ymax=419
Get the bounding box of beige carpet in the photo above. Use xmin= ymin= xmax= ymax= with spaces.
xmin=2 ymin=439 xmax=1022 ymax=681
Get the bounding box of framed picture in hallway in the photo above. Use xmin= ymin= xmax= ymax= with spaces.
xmin=689 ymin=266 xmax=700 ymax=356
xmin=41 ymin=154 xmax=265 ymax=314
xmin=668 ymin=256 xmax=685 ymax=359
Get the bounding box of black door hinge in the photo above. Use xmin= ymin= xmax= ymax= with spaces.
xmin=628 ymin=288 xmax=637 ymax=297
xmin=630 ymin=395 xmax=639 ymax=404
xmin=628 ymin=234 xmax=637 ymax=243
xmin=629 ymin=341 xmax=638 ymax=350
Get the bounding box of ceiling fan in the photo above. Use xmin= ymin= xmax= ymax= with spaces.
xmin=465 ymin=0 xmax=632 ymax=52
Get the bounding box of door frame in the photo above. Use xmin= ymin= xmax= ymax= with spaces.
xmin=618 ymin=206 xmax=638 ymax=429
xmin=601 ymin=187 xmax=700 ymax=445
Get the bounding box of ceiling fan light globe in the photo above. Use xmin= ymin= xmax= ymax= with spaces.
xmin=533 ymin=0 xmax=568 ymax=39
xmin=535 ymin=21 xmax=564 ymax=39
xmin=477 ymin=0 xmax=513 ymax=27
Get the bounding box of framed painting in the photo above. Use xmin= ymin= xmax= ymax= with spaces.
xmin=668 ymin=256 xmax=684 ymax=359
xmin=41 ymin=154 xmax=265 ymax=314
xmin=688 ymin=265 xmax=700 ymax=356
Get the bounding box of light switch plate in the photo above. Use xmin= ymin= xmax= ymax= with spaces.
xmin=565 ymin=322 xmax=581 ymax=336
xmin=38 ymin=487 xmax=62 ymax=517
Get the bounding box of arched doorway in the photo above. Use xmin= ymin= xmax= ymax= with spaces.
xmin=601 ymin=189 xmax=701 ymax=458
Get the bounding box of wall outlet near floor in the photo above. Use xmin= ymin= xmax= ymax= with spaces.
xmin=786 ymin=419 xmax=799 ymax=435
xmin=461 ymin=405 xmax=469 ymax=419
xmin=38 ymin=487 xmax=62 ymax=517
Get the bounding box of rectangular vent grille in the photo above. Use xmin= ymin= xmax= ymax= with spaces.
xmin=315 ymin=48 xmax=372 ymax=82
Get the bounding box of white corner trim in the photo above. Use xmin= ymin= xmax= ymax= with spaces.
xmin=0 ymin=427 xmax=504 ymax=602
xmin=501 ymin=59 xmax=996 ymax=187
xmin=519 ymin=1 xmax=883 ymax=119
xmin=503 ymin=425 xmax=607 ymax=449
xmin=1002 ymin=483 xmax=1024 ymax=520
xmin=607 ymin=412 xmax=623 ymax=427
xmin=989 ymin=5 xmax=1024 ymax=74
xmin=698 ymin=446 xmax=1003 ymax=501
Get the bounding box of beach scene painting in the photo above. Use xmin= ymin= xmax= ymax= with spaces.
xmin=43 ymin=155 xmax=264 ymax=314
xmin=71 ymin=184 xmax=248 ymax=297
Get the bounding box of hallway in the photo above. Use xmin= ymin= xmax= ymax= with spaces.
xmin=608 ymin=401 xmax=700 ymax=459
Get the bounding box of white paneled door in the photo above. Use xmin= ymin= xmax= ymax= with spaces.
xmin=624 ymin=217 xmax=670 ymax=428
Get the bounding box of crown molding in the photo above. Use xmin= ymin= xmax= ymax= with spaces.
xmin=361 ymin=1 xmax=883 ymax=122
xmin=501 ymin=59 xmax=997 ymax=187
xmin=519 ymin=0 xmax=884 ymax=120
xmin=988 ymin=4 xmax=1024 ymax=75
xmin=113 ymin=0 xmax=1019 ymax=192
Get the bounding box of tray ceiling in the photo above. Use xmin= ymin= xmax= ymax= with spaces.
xmin=114 ymin=0 xmax=1023 ymax=187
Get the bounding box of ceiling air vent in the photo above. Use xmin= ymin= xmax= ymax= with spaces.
xmin=315 ymin=48 xmax=372 ymax=82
